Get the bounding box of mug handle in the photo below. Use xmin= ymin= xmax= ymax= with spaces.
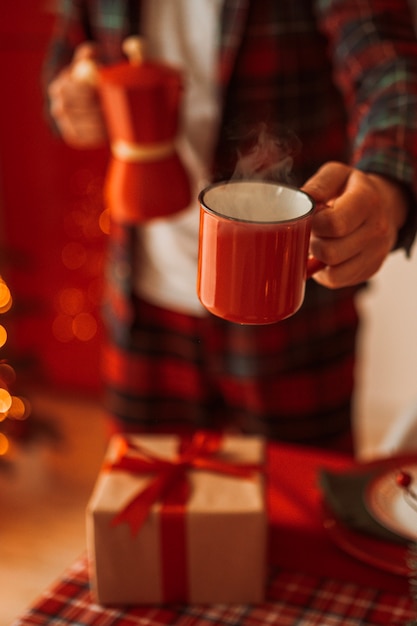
xmin=307 ymin=256 xmax=326 ymax=278
xmin=306 ymin=199 xmax=328 ymax=278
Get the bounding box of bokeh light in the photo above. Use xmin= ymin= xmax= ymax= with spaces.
xmin=52 ymin=314 xmax=75 ymax=343
xmin=0 ymin=325 xmax=7 ymax=348
xmin=0 ymin=388 xmax=12 ymax=413
xmin=0 ymin=279 xmax=12 ymax=314
xmin=62 ymin=242 xmax=88 ymax=270
xmin=72 ymin=312 xmax=97 ymax=341
xmin=99 ymin=208 xmax=111 ymax=235
xmin=0 ymin=276 xmax=31 ymax=455
xmin=0 ymin=363 xmax=16 ymax=386
xmin=8 ymin=396 xmax=30 ymax=420
xmin=58 ymin=287 xmax=85 ymax=316
xmin=0 ymin=433 xmax=9 ymax=456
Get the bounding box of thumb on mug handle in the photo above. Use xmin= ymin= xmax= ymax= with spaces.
xmin=307 ymin=256 xmax=326 ymax=278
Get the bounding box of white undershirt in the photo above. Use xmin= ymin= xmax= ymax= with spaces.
xmin=134 ymin=0 xmax=223 ymax=314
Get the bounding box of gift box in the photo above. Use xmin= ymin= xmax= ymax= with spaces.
xmin=86 ymin=432 xmax=266 ymax=605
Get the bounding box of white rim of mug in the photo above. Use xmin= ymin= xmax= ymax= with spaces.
xmin=198 ymin=179 xmax=316 ymax=224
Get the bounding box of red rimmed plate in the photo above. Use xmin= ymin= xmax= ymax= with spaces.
xmin=323 ymin=504 xmax=409 ymax=576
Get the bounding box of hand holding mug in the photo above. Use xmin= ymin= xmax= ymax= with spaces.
xmin=302 ymin=162 xmax=409 ymax=288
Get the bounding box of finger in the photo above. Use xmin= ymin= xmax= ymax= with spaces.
xmin=55 ymin=116 xmax=107 ymax=148
xmin=48 ymin=78 xmax=99 ymax=117
xmin=312 ymin=243 xmax=385 ymax=289
xmin=311 ymin=169 xmax=379 ymax=240
xmin=72 ymin=43 xmax=101 ymax=85
xmin=72 ymin=42 xmax=101 ymax=63
xmin=301 ymin=161 xmax=352 ymax=203
xmin=312 ymin=189 xmax=366 ymax=240
xmin=310 ymin=207 xmax=392 ymax=286
xmin=310 ymin=217 xmax=368 ymax=268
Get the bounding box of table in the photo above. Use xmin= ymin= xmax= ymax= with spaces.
xmin=11 ymin=443 xmax=417 ymax=626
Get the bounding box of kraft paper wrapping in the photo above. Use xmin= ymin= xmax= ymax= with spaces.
xmin=86 ymin=434 xmax=266 ymax=605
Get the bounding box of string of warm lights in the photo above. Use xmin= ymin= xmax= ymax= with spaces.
xmin=0 ymin=275 xmax=30 ymax=456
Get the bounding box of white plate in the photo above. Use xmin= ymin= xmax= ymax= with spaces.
xmin=365 ymin=462 xmax=417 ymax=542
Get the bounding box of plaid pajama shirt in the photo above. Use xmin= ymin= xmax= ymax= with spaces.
xmin=44 ymin=0 xmax=417 ymax=451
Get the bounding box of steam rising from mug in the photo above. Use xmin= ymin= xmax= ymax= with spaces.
xmin=230 ymin=122 xmax=301 ymax=185
xmin=214 ymin=123 xmax=302 ymax=222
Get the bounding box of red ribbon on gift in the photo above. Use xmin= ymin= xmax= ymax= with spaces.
xmin=106 ymin=431 xmax=263 ymax=603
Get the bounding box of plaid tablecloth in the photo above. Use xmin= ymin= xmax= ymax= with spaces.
xmin=11 ymin=553 xmax=416 ymax=626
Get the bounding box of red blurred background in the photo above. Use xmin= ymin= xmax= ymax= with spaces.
xmin=0 ymin=2 xmax=109 ymax=395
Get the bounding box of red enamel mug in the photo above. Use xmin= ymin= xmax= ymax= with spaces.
xmin=197 ymin=180 xmax=323 ymax=325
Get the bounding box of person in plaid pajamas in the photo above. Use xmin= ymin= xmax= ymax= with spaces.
xmin=44 ymin=0 xmax=417 ymax=454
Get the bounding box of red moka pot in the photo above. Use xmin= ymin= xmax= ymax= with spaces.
xmin=97 ymin=37 xmax=191 ymax=224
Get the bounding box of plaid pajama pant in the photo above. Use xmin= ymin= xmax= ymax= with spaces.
xmin=102 ymin=233 xmax=359 ymax=453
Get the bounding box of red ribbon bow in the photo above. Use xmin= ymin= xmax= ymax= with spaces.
xmin=107 ymin=431 xmax=262 ymax=536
